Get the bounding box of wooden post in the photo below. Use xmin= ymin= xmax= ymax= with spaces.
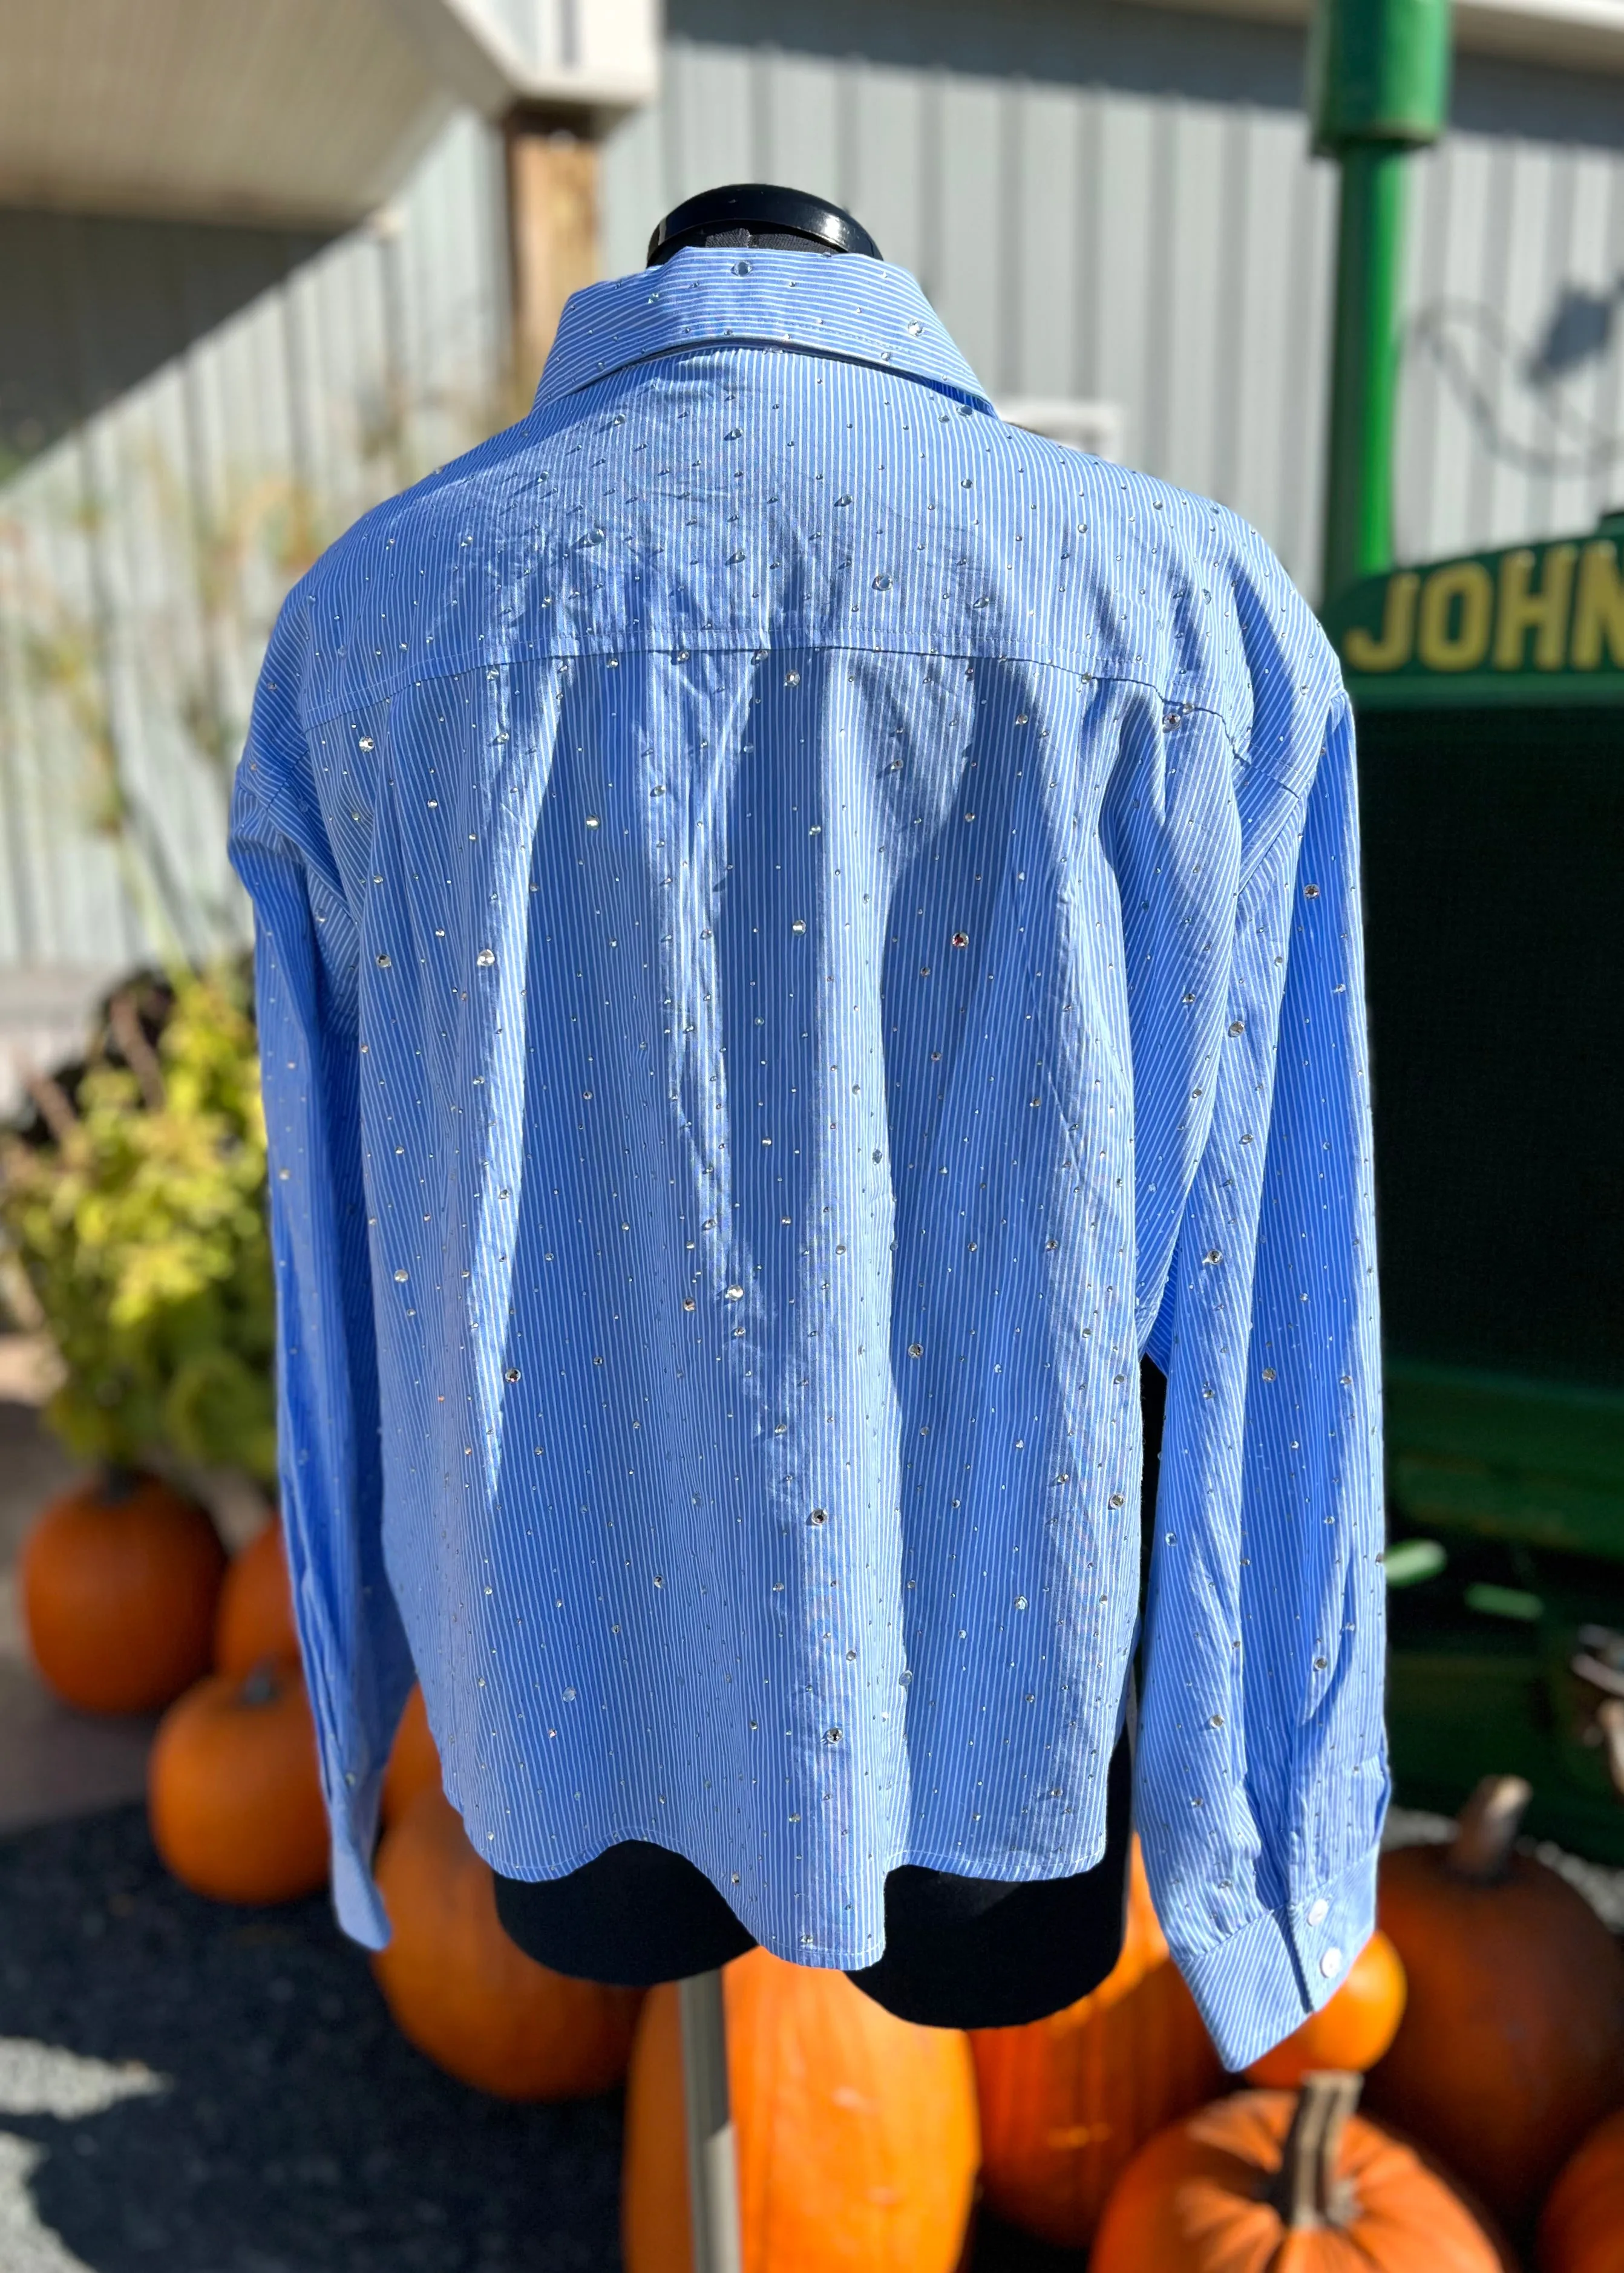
xmin=504 ymin=110 xmax=600 ymax=412
xmin=678 ymin=1969 xmax=744 ymax=2273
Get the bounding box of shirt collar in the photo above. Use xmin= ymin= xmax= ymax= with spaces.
xmin=534 ymin=247 xmax=992 ymax=411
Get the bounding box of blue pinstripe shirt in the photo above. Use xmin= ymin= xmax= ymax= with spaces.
xmin=230 ymin=249 xmax=1387 ymax=2069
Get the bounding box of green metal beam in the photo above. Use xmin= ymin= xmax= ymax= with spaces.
xmin=1323 ymin=146 xmax=1407 ymax=601
xmin=1310 ymin=0 xmax=1452 ymax=605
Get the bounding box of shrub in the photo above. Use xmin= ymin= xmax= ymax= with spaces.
xmin=0 ymin=964 xmax=275 ymax=1484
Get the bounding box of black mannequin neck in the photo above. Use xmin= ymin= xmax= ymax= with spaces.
xmin=646 ymin=183 xmax=881 ymax=268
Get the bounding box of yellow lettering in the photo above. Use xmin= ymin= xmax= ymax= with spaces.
xmin=1571 ymin=540 xmax=1624 ymax=670
xmin=1495 ymin=545 xmax=1576 ymax=670
xmin=1343 ymin=572 xmax=1418 ymax=672
xmin=1417 ymin=562 xmax=1493 ymax=673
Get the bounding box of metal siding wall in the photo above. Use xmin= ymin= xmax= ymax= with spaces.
xmin=600 ymin=27 xmax=1347 ymax=584
xmin=602 ymin=22 xmax=1624 ymax=591
xmin=5 ymin=8 xmax=1624 ymax=996
xmin=0 ymin=111 xmax=508 ymax=984
xmin=1396 ymin=117 xmax=1624 ymax=563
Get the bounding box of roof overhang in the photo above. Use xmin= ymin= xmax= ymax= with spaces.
xmin=0 ymin=0 xmax=660 ymax=230
xmin=1124 ymin=0 xmax=1624 ymax=74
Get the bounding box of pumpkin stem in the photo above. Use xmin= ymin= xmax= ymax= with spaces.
xmin=1446 ymin=1774 xmax=1531 ymax=1883
xmin=240 ymin=1661 xmax=282 ymax=1707
xmin=1266 ymin=2071 xmax=1362 ymax=2229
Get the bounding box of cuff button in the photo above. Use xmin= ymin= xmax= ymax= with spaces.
xmin=1307 ymin=1897 xmax=1329 ymax=1926
xmin=1318 ymin=1945 xmax=1343 ymax=1980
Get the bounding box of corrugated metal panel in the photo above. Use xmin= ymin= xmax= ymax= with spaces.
xmin=601 ymin=11 xmax=1624 ymax=589
xmin=0 ymin=110 xmax=508 ymax=999
xmin=1396 ymin=73 xmax=1624 ymax=561
xmin=599 ymin=20 xmax=1348 ymax=577
xmin=6 ymin=0 xmax=1624 ymax=1005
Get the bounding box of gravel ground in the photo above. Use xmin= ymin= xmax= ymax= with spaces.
xmin=0 ymin=1804 xmax=1064 ymax=2273
xmin=0 ymin=1806 xmax=624 ymax=2273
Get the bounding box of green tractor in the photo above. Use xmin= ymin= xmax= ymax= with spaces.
xmin=1327 ymin=516 xmax=1624 ymax=1858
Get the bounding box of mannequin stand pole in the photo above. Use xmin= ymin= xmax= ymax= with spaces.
xmin=678 ymin=1969 xmax=743 ymax=2273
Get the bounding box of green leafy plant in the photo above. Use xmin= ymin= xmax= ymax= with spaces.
xmin=0 ymin=966 xmax=276 ymax=1484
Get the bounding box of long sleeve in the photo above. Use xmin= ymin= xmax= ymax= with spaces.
xmin=1133 ymin=693 xmax=1389 ymax=2071
xmin=229 ymin=612 xmax=413 ymax=1948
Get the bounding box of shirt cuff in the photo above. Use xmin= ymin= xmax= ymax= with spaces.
xmin=1173 ymin=1846 xmax=1378 ymax=2072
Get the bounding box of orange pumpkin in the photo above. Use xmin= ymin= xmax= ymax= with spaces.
xmin=148 ymin=1658 xmax=329 ymax=1903
xmin=381 ymin=1682 xmax=442 ymax=1825
xmin=622 ymin=1946 xmax=980 ymax=2273
xmin=1540 ymin=2108 xmax=1624 ymax=2273
xmin=968 ymin=1836 xmax=1222 ymax=2249
xmin=213 ymin=1517 xmax=298 ymax=1676
xmin=1246 ymin=1929 xmax=1407 ymax=2088
xmin=1092 ymin=2073 xmax=1513 ymax=2273
xmin=372 ymin=1786 xmax=640 ymax=2100
xmin=1364 ymin=1777 xmax=1624 ymax=2226
xmin=24 ymin=1471 xmax=225 ymax=1713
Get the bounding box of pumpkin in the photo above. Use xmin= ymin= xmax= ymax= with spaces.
xmin=213 ymin=1517 xmax=298 ymax=1676
xmin=1246 ymin=1929 xmax=1407 ymax=2087
xmin=622 ymin=1945 xmax=980 ymax=2273
xmin=1092 ymin=2072 xmax=1513 ymax=2273
xmin=1539 ymin=2108 xmax=1624 ymax=2273
xmin=23 ymin=1470 xmax=224 ymax=1713
xmin=148 ymin=1658 xmax=329 ymax=1903
xmin=1364 ymin=1776 xmax=1624 ymax=2226
xmin=381 ymin=1682 xmax=442 ymax=1825
xmin=372 ymin=1786 xmax=640 ymax=2099
xmin=968 ymin=1835 xmax=1222 ymax=2249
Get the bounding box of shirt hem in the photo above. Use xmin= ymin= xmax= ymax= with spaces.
xmin=371 ymin=1799 xmax=1120 ymax=1969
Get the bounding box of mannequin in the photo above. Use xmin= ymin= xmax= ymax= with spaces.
xmin=234 ymin=156 xmax=1385 ymax=2089
xmin=483 ymin=184 xmax=1154 ymax=2029
xmin=644 ymin=183 xmax=883 ymax=265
